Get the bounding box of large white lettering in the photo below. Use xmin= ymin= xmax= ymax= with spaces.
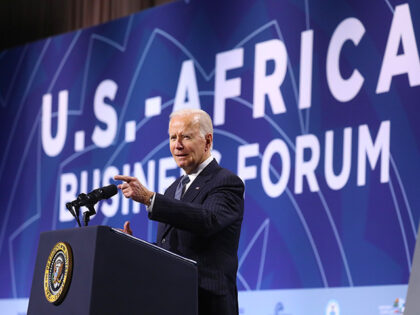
xmin=238 ymin=143 xmax=259 ymax=182
xmin=325 ymin=127 xmax=352 ymax=190
xmin=299 ymin=30 xmax=314 ymax=110
xmin=261 ymin=139 xmax=291 ymax=198
xmin=59 ymin=172 xmax=77 ymax=222
xmin=376 ymin=4 xmax=420 ymax=93
xmin=101 ymin=166 xmax=120 ymax=217
xmin=214 ymin=48 xmax=244 ymax=126
xmin=295 ymin=134 xmax=320 ymax=194
xmin=327 ymin=18 xmax=365 ymax=102
xmin=253 ymin=39 xmax=288 ymax=118
xmin=42 ymin=90 xmax=68 ymax=157
xmin=357 ymin=121 xmax=390 ymax=186
xmin=173 ymin=60 xmax=201 ymax=111
xmin=92 ymin=79 xmax=118 ymax=148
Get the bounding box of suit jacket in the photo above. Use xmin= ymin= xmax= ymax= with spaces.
xmin=149 ymin=159 xmax=244 ymax=296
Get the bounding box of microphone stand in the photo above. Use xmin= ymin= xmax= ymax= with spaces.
xmin=66 ymin=184 xmax=117 ymax=227
xmin=77 ymin=193 xmax=97 ymax=227
xmin=82 ymin=204 xmax=96 ymax=227
xmin=66 ymin=202 xmax=82 ymax=227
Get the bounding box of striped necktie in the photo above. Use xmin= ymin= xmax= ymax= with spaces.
xmin=174 ymin=175 xmax=190 ymax=200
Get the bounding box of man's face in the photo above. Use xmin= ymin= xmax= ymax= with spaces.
xmin=169 ymin=114 xmax=211 ymax=174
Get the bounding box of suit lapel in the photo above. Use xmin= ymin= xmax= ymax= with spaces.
xmin=159 ymin=159 xmax=220 ymax=241
xmin=182 ymin=159 xmax=220 ymax=202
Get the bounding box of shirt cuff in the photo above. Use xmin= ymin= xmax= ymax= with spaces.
xmin=146 ymin=193 xmax=156 ymax=213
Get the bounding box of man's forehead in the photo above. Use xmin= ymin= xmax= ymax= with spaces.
xmin=169 ymin=115 xmax=199 ymax=132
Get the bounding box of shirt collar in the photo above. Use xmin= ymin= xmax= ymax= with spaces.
xmin=183 ymin=155 xmax=214 ymax=187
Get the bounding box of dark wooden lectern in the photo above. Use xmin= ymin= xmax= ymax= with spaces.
xmin=27 ymin=225 xmax=198 ymax=315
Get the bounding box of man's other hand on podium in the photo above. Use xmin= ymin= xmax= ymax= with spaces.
xmin=118 ymin=221 xmax=133 ymax=236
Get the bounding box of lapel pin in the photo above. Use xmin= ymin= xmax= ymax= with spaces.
xmin=195 ymin=187 xmax=200 ymax=190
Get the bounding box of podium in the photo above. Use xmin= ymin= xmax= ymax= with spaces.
xmin=27 ymin=225 xmax=198 ymax=315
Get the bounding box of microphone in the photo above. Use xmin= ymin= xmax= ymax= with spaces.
xmin=74 ymin=184 xmax=118 ymax=207
xmin=66 ymin=184 xmax=118 ymax=227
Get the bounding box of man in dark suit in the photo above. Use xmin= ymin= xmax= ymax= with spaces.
xmin=114 ymin=109 xmax=244 ymax=315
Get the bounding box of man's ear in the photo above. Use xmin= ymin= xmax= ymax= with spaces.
xmin=205 ymin=134 xmax=213 ymax=151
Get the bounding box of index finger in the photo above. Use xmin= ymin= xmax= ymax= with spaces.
xmin=114 ymin=175 xmax=136 ymax=182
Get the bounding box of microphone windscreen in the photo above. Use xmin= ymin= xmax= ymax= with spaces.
xmin=100 ymin=184 xmax=118 ymax=199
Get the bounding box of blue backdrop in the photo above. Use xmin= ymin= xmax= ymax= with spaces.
xmin=0 ymin=0 xmax=419 ymax=313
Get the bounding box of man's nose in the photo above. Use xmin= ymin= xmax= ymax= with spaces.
xmin=175 ymin=138 xmax=183 ymax=149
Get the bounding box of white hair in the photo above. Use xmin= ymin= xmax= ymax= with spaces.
xmin=169 ymin=108 xmax=213 ymax=137
xmin=169 ymin=108 xmax=213 ymax=149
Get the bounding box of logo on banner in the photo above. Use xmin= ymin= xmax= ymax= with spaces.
xmin=326 ymin=300 xmax=340 ymax=315
xmin=378 ymin=297 xmax=405 ymax=314
xmin=272 ymin=301 xmax=291 ymax=315
xmin=44 ymin=242 xmax=73 ymax=304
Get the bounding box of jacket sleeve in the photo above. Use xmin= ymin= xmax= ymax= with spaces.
xmin=148 ymin=174 xmax=244 ymax=237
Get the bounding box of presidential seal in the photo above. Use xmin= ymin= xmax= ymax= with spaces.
xmin=44 ymin=242 xmax=73 ymax=304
